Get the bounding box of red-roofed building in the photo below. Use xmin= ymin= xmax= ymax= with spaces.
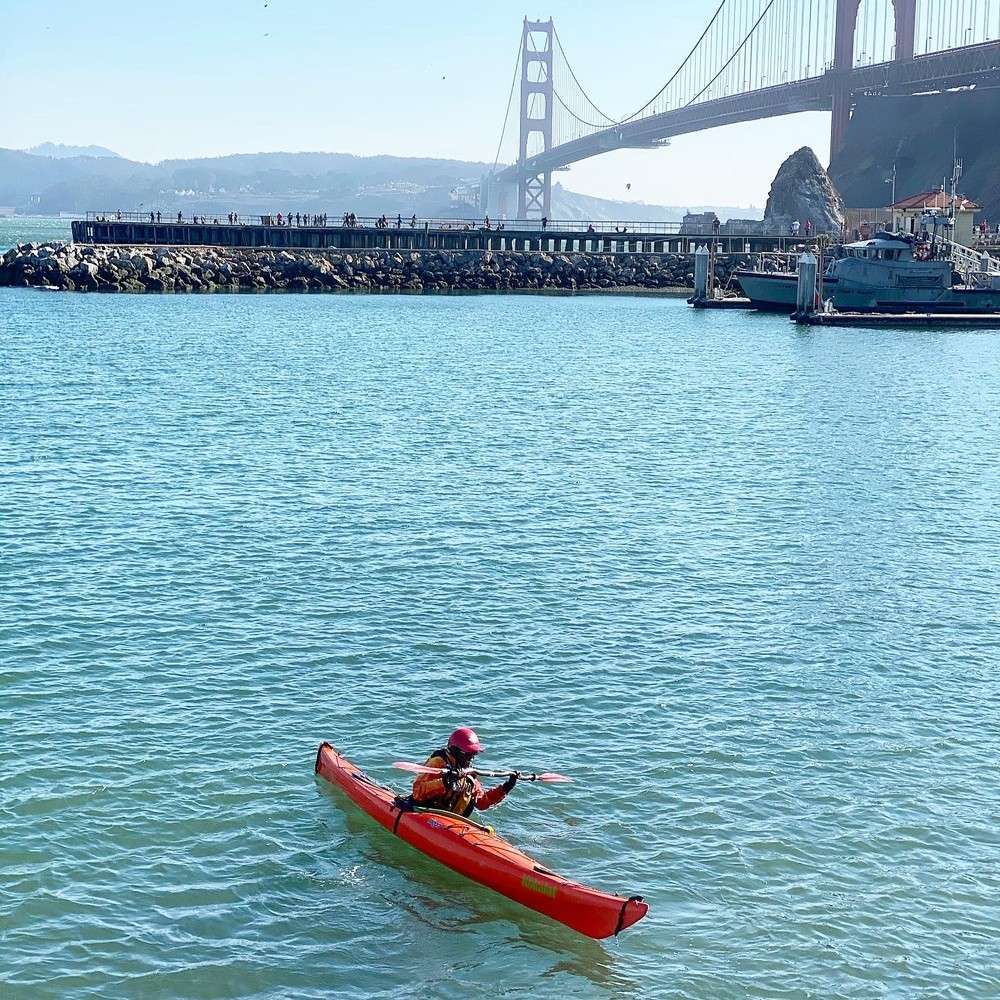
xmin=891 ymin=189 xmax=982 ymax=246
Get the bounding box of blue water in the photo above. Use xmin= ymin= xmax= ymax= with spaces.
xmin=0 ymin=216 xmax=72 ymax=250
xmin=3 ymin=279 xmax=1000 ymax=998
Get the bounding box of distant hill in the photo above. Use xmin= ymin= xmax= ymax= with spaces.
xmin=25 ymin=142 xmax=121 ymax=160
xmin=552 ymin=183 xmax=760 ymax=224
xmin=0 ymin=146 xmax=759 ymax=222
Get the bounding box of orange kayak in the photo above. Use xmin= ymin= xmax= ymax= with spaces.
xmin=314 ymin=742 xmax=647 ymax=939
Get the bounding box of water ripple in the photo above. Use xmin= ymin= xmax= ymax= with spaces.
xmin=3 ymin=288 xmax=1000 ymax=997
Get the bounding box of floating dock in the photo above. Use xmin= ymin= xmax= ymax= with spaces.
xmin=689 ymin=296 xmax=752 ymax=309
xmin=797 ymin=311 xmax=1000 ymax=328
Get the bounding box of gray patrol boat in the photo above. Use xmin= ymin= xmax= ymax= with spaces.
xmin=736 ymin=232 xmax=1000 ymax=314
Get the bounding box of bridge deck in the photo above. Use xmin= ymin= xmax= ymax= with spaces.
xmin=498 ymin=40 xmax=1000 ymax=181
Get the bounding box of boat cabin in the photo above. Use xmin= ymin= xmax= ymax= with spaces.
xmin=841 ymin=236 xmax=913 ymax=261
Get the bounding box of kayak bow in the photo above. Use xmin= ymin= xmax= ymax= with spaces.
xmin=314 ymin=742 xmax=648 ymax=939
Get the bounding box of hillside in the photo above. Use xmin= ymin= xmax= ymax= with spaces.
xmin=830 ymin=89 xmax=1000 ymax=221
xmin=551 ymin=183 xmax=759 ymax=224
xmin=25 ymin=142 xmax=121 ymax=159
xmin=0 ymin=147 xmax=758 ymax=223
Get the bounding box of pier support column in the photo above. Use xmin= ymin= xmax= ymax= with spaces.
xmin=795 ymin=253 xmax=819 ymax=317
xmin=693 ymin=245 xmax=710 ymax=301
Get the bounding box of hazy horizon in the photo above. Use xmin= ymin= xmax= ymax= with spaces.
xmin=3 ymin=0 xmax=829 ymax=207
xmin=8 ymin=142 xmax=766 ymax=214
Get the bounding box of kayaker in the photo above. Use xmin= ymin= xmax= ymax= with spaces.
xmin=410 ymin=727 xmax=517 ymax=817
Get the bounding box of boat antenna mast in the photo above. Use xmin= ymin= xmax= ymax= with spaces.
xmin=950 ymin=128 xmax=963 ymax=233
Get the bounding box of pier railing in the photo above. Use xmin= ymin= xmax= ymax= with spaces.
xmin=84 ymin=211 xmax=822 ymax=240
xmin=76 ymin=212 xmax=828 ymax=255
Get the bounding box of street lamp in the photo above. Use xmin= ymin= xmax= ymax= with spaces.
xmin=885 ymin=163 xmax=897 ymax=229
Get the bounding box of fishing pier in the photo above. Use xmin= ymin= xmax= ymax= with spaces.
xmin=72 ymin=213 xmax=813 ymax=256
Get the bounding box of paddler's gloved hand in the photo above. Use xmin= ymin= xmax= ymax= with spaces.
xmin=501 ymin=772 xmax=519 ymax=793
xmin=442 ymin=768 xmax=460 ymax=790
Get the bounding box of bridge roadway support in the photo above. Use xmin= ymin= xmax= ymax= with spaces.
xmin=479 ymin=171 xmax=517 ymax=219
xmin=831 ymin=0 xmax=917 ymax=160
xmin=517 ymin=18 xmax=554 ymax=220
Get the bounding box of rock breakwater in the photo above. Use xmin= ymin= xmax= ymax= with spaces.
xmin=1 ymin=242 xmax=761 ymax=294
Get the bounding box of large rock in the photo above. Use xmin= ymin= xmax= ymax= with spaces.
xmin=764 ymin=146 xmax=845 ymax=235
xmin=0 ymin=240 xmax=758 ymax=294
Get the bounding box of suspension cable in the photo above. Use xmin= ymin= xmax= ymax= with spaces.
xmin=547 ymin=0 xmax=730 ymax=132
xmin=491 ymin=40 xmax=523 ymax=173
xmin=552 ymin=25 xmax=617 ymax=123
xmin=538 ymin=0 xmax=845 ymax=145
xmin=618 ymin=0 xmax=729 ymax=123
xmin=685 ymin=0 xmax=778 ymax=106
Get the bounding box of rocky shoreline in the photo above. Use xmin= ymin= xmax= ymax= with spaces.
xmin=0 ymin=241 xmax=767 ymax=295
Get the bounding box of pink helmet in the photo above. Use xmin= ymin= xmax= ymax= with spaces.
xmin=448 ymin=727 xmax=483 ymax=755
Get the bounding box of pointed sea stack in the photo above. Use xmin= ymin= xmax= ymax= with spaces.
xmin=764 ymin=147 xmax=845 ymax=235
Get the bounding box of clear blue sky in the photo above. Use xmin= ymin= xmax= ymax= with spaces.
xmin=1 ymin=0 xmax=832 ymax=207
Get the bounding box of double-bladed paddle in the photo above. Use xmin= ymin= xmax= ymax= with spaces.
xmin=393 ymin=761 xmax=573 ymax=783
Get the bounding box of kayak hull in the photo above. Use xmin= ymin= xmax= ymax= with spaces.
xmin=314 ymin=742 xmax=648 ymax=939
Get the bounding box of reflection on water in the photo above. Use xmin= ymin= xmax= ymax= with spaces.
xmin=314 ymin=779 xmax=636 ymax=994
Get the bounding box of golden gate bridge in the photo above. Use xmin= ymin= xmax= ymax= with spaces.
xmin=485 ymin=0 xmax=1000 ymax=218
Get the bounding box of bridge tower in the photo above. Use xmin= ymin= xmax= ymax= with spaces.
xmin=517 ymin=17 xmax=554 ymax=220
xmin=831 ymin=0 xmax=917 ymax=160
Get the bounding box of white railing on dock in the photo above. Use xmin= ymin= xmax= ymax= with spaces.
xmin=945 ymin=237 xmax=1000 ymax=287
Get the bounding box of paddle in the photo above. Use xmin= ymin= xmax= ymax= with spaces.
xmin=393 ymin=761 xmax=573 ymax=783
